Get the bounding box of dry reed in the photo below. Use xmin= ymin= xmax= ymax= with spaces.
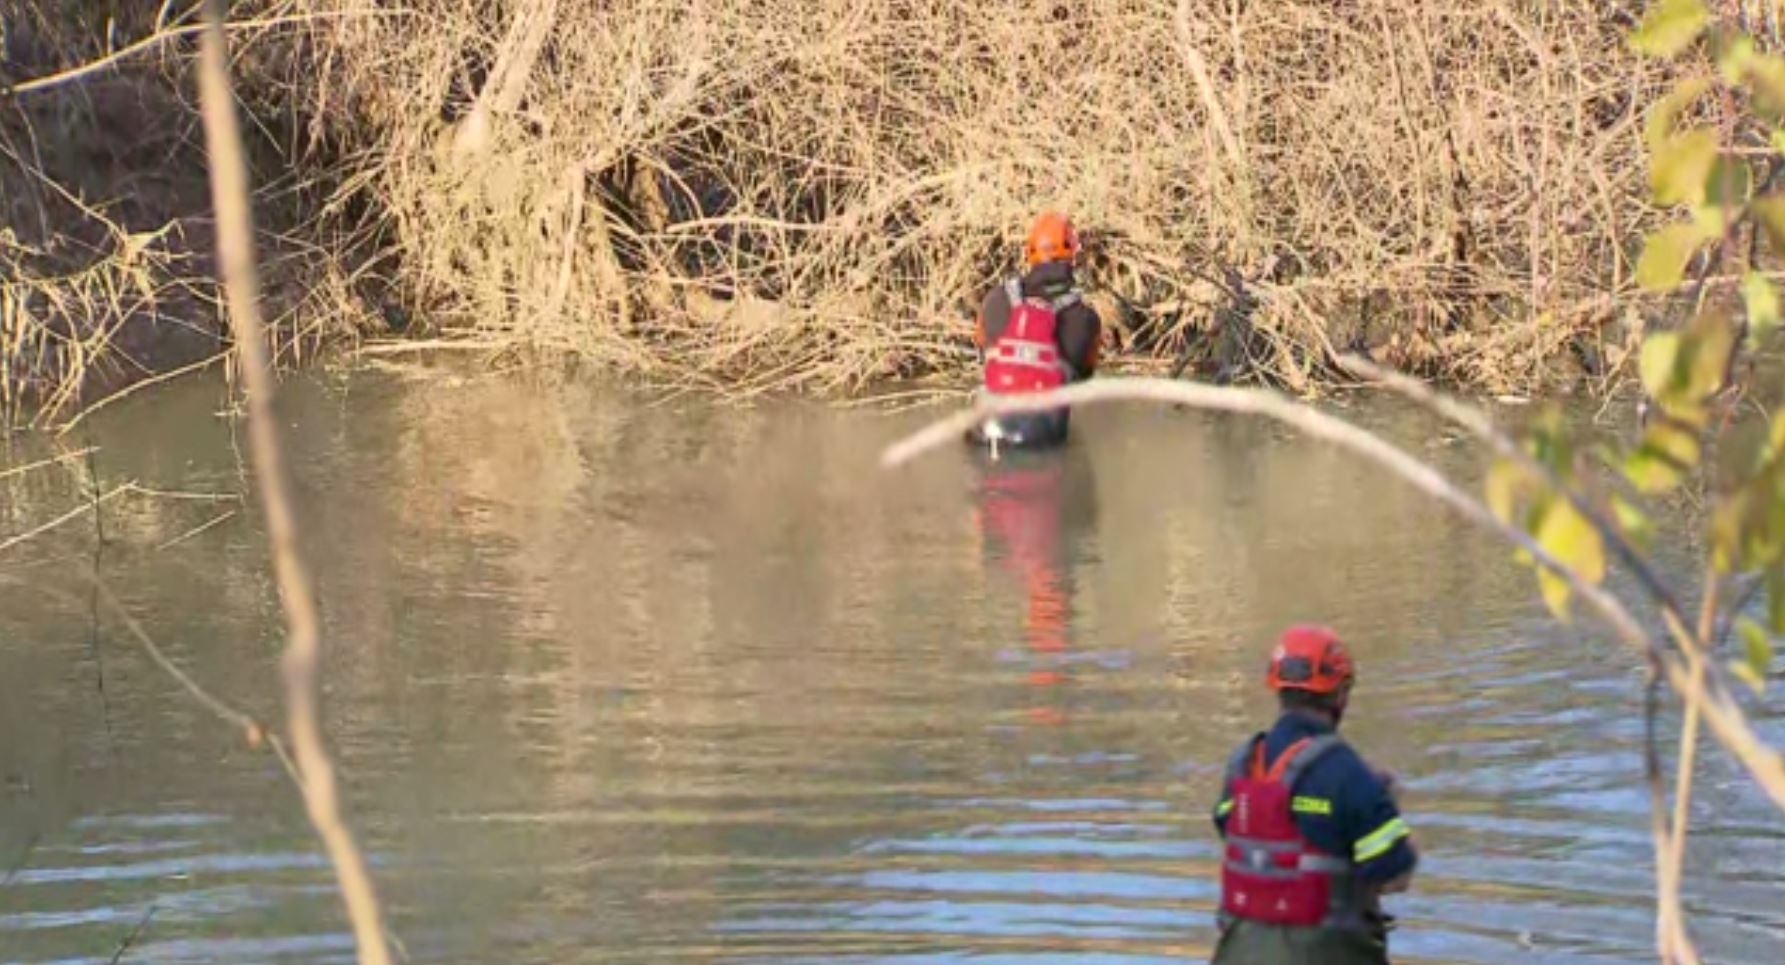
xmin=277 ymin=0 xmax=1683 ymax=397
xmin=0 ymin=1 xmax=385 ymax=428
xmin=0 ymin=2 xmax=1733 ymax=408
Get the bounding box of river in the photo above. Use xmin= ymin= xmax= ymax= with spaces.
xmin=2 ymin=365 xmax=1782 ymax=963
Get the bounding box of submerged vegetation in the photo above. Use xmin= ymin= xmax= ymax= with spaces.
xmin=11 ymin=2 xmax=1785 ymax=422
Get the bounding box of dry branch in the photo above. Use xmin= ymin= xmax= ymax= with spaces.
xmin=276 ymin=0 xmax=1675 ymax=397
xmin=195 ymin=3 xmax=393 ymax=963
xmin=879 ymin=379 xmax=1785 ymax=817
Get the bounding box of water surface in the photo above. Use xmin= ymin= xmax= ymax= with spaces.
xmin=2 ymin=367 xmax=1781 ymax=963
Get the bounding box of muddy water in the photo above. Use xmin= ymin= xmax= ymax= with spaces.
xmin=1 ymin=367 xmax=1781 ymax=963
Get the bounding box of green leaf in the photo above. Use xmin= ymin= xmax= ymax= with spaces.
xmin=1735 ymin=618 xmax=1774 ymax=694
xmin=1749 ymin=54 xmax=1785 ymax=119
xmin=1625 ymin=421 xmax=1703 ymax=494
xmin=1719 ymin=32 xmax=1759 ymax=85
xmin=1636 ymin=222 xmax=1710 ymax=290
xmin=1712 ymin=497 xmax=1747 ymax=572
xmin=1486 ymin=459 xmax=1521 ymax=526
xmin=1770 ymin=563 xmax=1785 ymax=633
xmin=1612 ymin=494 xmax=1655 ymax=550
xmin=1521 ymin=404 xmax=1576 ymax=477
xmin=1640 ymin=331 xmax=1683 ymax=396
xmin=1684 ymin=310 xmax=1736 ymax=400
xmin=1772 ymin=129 xmax=1785 ymax=156
xmin=1754 ymin=194 xmax=1785 ymax=252
xmin=1703 ymin=154 xmax=1754 ymax=212
xmin=1730 ymin=658 xmax=1768 ymax=695
xmin=1535 ymin=500 xmax=1605 ymax=622
xmin=1742 ymin=273 xmax=1781 ymax=339
xmin=1647 ymin=77 xmax=1715 ymax=149
xmin=1650 ymin=129 xmax=1720 ymax=206
xmin=1631 ymin=0 xmax=1710 ymax=58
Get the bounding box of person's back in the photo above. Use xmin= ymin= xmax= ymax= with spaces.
xmin=1210 ymin=626 xmax=1418 ymax=965
xmin=970 ymin=212 xmax=1102 ymax=449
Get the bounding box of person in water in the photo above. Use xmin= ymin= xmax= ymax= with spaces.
xmin=971 ymin=211 xmax=1104 ymax=449
xmin=1210 ymin=625 xmax=1417 ymax=965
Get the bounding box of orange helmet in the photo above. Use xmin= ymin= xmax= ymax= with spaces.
xmin=1024 ymin=211 xmax=1082 ymax=269
xmin=1266 ymin=625 xmax=1355 ymax=695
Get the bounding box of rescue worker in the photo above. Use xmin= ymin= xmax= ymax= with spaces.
xmin=969 ymin=211 xmax=1104 ymax=450
xmin=1210 ymin=625 xmax=1417 ymax=965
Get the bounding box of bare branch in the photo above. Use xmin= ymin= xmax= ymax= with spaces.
xmin=1334 ymin=354 xmax=1691 ymax=627
xmin=2 ymin=7 xmax=407 ymax=99
xmin=195 ymin=4 xmax=393 ymax=963
xmin=0 ymin=447 xmax=98 ymax=482
xmin=880 ymin=378 xmax=1785 ymax=814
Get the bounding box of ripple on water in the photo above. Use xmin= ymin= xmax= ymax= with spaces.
xmin=5 ymin=375 xmax=1785 ymax=963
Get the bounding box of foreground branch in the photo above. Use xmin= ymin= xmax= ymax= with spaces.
xmin=196 ymin=4 xmax=393 ymax=963
xmin=1333 ymin=355 xmax=1708 ymax=963
xmin=880 ymin=379 xmax=1785 ymax=815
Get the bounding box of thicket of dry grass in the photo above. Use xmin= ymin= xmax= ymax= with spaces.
xmin=296 ymin=0 xmax=1685 ymax=398
xmin=0 ymin=1 xmax=384 ymax=427
xmin=12 ymin=1 xmax=1785 ymax=415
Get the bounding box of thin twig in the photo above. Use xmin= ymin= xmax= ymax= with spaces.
xmin=1173 ymin=0 xmax=1245 ymax=171
xmin=2 ymin=833 xmax=39 ymax=886
xmin=85 ymin=445 xmax=118 ymax=763
xmin=80 ymin=576 xmax=292 ymax=775
xmin=53 ymin=350 xmax=231 ymax=438
xmin=152 ymin=509 xmax=239 ymax=551
xmin=2 ymin=9 xmax=407 ymax=98
xmin=1334 ymin=355 xmax=1692 ymax=626
xmin=196 ymin=4 xmax=393 ymax=963
xmin=0 ymin=446 xmax=97 ymax=482
xmin=124 ymin=484 xmax=241 ymax=502
xmin=0 ymin=484 xmax=134 ymax=555
xmin=107 ymin=904 xmax=158 ymax=965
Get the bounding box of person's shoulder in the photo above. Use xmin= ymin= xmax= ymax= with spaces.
xmin=1297 ymin=736 xmax=1381 ymax=793
xmin=1061 ymin=287 xmax=1100 ymax=318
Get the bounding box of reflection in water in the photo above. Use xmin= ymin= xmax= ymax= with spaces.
xmin=973 ymin=446 xmax=1098 ymax=728
xmin=1 ymin=369 xmax=1783 ymax=964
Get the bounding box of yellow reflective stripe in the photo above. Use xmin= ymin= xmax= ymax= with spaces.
xmin=1354 ymin=817 xmax=1410 ymax=862
xmin=1216 ymin=799 xmax=1234 ymax=817
xmin=1291 ymin=795 xmax=1333 ymax=816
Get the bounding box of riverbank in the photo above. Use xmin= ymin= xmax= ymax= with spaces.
xmin=0 ymin=2 xmax=1711 ymax=427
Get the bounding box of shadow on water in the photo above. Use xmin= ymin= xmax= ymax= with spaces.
xmin=1 ymin=367 xmax=1782 ymax=963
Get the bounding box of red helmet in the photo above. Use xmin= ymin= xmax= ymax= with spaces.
xmin=1266 ymin=625 xmax=1355 ymax=695
xmin=1024 ymin=211 xmax=1082 ymax=269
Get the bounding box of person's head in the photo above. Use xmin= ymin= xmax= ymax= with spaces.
xmin=1024 ymin=211 xmax=1082 ymax=271
xmin=1267 ymin=624 xmax=1356 ymax=725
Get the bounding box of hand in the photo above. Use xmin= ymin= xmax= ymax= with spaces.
xmin=1374 ymin=766 xmax=1401 ymax=801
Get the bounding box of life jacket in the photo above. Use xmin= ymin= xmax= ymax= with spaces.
xmin=1218 ymin=733 xmax=1368 ymax=931
xmin=983 ymin=278 xmax=1079 ymax=395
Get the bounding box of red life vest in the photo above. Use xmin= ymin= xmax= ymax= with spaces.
xmin=983 ymin=279 xmax=1078 ymax=395
xmin=1218 ymin=733 xmax=1360 ymax=928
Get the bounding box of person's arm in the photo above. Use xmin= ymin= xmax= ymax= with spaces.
xmin=1057 ymin=304 xmax=1102 ymax=380
xmin=1212 ymin=775 xmax=1234 ymax=838
xmin=1341 ymin=756 xmax=1418 ymax=890
xmin=976 ymin=288 xmax=1009 ymax=361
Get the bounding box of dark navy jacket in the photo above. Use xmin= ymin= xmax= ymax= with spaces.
xmin=1212 ymin=710 xmax=1416 ymax=885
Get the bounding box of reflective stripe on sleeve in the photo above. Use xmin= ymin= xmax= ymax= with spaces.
xmin=1354 ymin=817 xmax=1410 ymax=863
